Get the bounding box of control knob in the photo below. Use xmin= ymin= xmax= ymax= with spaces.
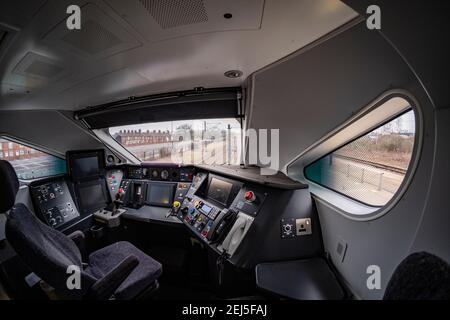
xmin=244 ymin=191 xmax=256 ymax=202
xmin=180 ymin=206 xmax=189 ymax=216
xmin=173 ymin=201 xmax=181 ymax=209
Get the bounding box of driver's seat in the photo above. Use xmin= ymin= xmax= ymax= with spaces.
xmin=0 ymin=160 xmax=162 ymax=300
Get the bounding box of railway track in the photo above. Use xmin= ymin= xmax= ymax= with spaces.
xmin=333 ymin=154 xmax=407 ymax=175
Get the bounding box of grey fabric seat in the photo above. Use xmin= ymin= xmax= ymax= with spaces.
xmin=86 ymin=241 xmax=162 ymax=299
xmin=0 ymin=160 xmax=162 ymax=300
xmin=383 ymin=251 xmax=450 ymax=300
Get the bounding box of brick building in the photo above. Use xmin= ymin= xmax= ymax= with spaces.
xmin=113 ymin=130 xmax=171 ymax=146
xmin=0 ymin=138 xmax=45 ymax=161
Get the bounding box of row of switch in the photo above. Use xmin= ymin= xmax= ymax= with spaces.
xmin=183 ymin=207 xmax=213 ymax=238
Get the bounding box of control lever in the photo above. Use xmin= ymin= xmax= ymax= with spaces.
xmin=165 ymin=201 xmax=181 ymax=218
xmin=112 ymin=188 xmax=125 ymax=216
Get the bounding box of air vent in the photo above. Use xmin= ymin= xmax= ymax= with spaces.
xmin=139 ymin=0 xmax=208 ymax=29
xmin=24 ymin=60 xmax=63 ymax=78
xmin=61 ymin=19 xmax=122 ymax=55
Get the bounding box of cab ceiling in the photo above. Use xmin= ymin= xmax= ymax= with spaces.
xmin=0 ymin=0 xmax=357 ymax=111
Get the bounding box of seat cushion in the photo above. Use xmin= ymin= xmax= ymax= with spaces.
xmin=86 ymin=241 xmax=162 ymax=299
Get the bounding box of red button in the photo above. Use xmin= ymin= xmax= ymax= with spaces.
xmin=244 ymin=191 xmax=256 ymax=202
xmin=118 ymin=188 xmax=124 ymax=194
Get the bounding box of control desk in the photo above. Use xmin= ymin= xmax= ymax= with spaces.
xmin=29 ymin=160 xmax=322 ymax=270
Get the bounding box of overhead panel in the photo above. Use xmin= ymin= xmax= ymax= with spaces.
xmin=57 ymin=68 xmax=151 ymax=108
xmin=3 ymin=51 xmax=69 ymax=96
xmin=0 ymin=0 xmax=47 ymax=29
xmin=12 ymin=52 xmax=64 ymax=80
xmin=104 ymin=0 xmax=264 ymax=42
xmin=0 ymin=83 xmax=32 ymax=103
xmin=43 ymin=3 xmax=141 ymax=60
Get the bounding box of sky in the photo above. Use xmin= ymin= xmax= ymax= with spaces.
xmin=377 ymin=110 xmax=416 ymax=134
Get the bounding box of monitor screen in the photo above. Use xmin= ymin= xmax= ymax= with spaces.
xmin=146 ymin=183 xmax=175 ymax=207
xmin=207 ymin=178 xmax=233 ymax=206
xmin=78 ymin=181 xmax=107 ymax=212
xmin=72 ymin=156 xmax=100 ymax=179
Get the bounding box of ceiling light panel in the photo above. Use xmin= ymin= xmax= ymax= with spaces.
xmin=43 ymin=3 xmax=141 ymax=60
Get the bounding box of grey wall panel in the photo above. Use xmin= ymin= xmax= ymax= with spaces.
xmin=248 ymin=21 xmax=440 ymax=300
xmin=409 ymin=108 xmax=450 ymax=261
xmin=248 ymin=23 xmax=416 ymax=170
xmin=0 ymin=110 xmax=103 ymax=156
xmin=344 ymin=0 xmax=450 ymax=109
xmin=316 ymin=82 xmax=435 ymax=300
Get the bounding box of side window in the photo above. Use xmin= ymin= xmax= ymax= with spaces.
xmin=0 ymin=137 xmax=66 ymax=180
xmin=305 ymin=110 xmax=416 ymax=207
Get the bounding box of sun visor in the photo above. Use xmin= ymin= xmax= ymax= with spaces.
xmin=74 ymin=87 xmax=242 ymax=129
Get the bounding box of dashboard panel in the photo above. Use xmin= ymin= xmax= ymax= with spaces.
xmin=123 ymin=165 xmax=194 ymax=182
xmin=28 ymin=157 xmax=322 ymax=270
xmin=30 ymin=177 xmax=80 ymax=229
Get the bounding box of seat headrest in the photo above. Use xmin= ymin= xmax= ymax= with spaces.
xmin=384 ymin=251 xmax=450 ymax=300
xmin=0 ymin=160 xmax=19 ymax=213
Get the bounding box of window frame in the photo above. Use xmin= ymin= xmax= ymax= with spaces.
xmin=0 ymin=135 xmax=66 ymax=181
xmin=287 ymin=90 xmax=423 ymax=221
xmin=303 ymin=108 xmax=416 ymax=208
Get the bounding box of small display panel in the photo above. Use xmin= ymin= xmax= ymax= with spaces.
xmin=77 ymin=181 xmax=108 ymax=213
xmin=207 ymin=178 xmax=233 ymax=206
xmin=146 ymin=183 xmax=175 ymax=207
xmin=67 ymin=150 xmax=105 ymax=181
xmin=200 ymin=204 xmax=212 ymax=214
xmin=72 ymin=156 xmax=100 ymax=179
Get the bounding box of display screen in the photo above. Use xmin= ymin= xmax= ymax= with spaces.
xmin=200 ymin=204 xmax=212 ymax=214
xmin=146 ymin=183 xmax=174 ymax=207
xmin=72 ymin=156 xmax=100 ymax=179
xmin=207 ymin=178 xmax=233 ymax=205
xmin=78 ymin=182 xmax=107 ymax=212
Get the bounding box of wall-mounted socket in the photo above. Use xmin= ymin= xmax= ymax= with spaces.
xmin=296 ymin=218 xmax=312 ymax=236
xmin=280 ymin=218 xmax=296 ymax=239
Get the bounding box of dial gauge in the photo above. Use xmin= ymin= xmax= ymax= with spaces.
xmin=160 ymin=170 xmax=169 ymax=180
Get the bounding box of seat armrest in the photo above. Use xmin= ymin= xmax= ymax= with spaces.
xmin=68 ymin=230 xmax=85 ymax=247
xmin=67 ymin=230 xmax=87 ymax=260
xmin=86 ymin=255 xmax=139 ymax=300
